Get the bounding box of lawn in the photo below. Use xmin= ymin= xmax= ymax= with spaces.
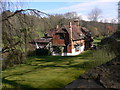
xmin=93 ymin=37 xmax=102 ymax=46
xmin=2 ymin=50 xmax=95 ymax=89
xmin=2 ymin=48 xmax=115 ymax=89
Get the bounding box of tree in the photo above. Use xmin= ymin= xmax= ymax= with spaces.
xmin=1 ymin=1 xmax=51 ymax=69
xmin=88 ymin=8 xmax=102 ymax=22
xmin=64 ymin=12 xmax=81 ymax=20
xmin=48 ymin=14 xmax=65 ymax=28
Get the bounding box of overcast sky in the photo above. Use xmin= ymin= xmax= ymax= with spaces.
xmin=7 ymin=0 xmax=120 ymax=22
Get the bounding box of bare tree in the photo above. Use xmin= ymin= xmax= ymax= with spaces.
xmin=111 ymin=19 xmax=117 ymax=24
xmin=64 ymin=12 xmax=81 ymax=20
xmin=88 ymin=8 xmax=102 ymax=22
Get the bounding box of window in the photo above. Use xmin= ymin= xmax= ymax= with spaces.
xmin=74 ymin=45 xmax=80 ymax=52
xmin=80 ymin=43 xmax=83 ymax=46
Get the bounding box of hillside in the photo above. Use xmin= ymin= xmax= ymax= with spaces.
xmin=63 ymin=55 xmax=120 ymax=89
xmin=63 ymin=32 xmax=120 ymax=89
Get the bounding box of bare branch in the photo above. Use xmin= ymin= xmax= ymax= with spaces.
xmin=88 ymin=8 xmax=102 ymax=22
xmin=2 ymin=9 xmax=50 ymax=22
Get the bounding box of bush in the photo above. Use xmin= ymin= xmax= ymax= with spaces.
xmin=100 ymin=37 xmax=120 ymax=56
xmin=53 ymin=46 xmax=63 ymax=54
xmin=36 ymin=48 xmax=51 ymax=56
xmin=92 ymin=48 xmax=116 ymax=66
xmin=111 ymin=31 xmax=120 ymax=39
xmin=27 ymin=50 xmax=36 ymax=57
xmin=2 ymin=50 xmax=26 ymax=70
xmin=100 ymin=37 xmax=117 ymax=45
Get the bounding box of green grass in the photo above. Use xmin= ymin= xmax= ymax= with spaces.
xmin=93 ymin=38 xmax=101 ymax=46
xmin=2 ymin=49 xmax=116 ymax=89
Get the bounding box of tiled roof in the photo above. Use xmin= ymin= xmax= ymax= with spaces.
xmin=81 ymin=27 xmax=90 ymax=33
xmin=52 ymin=44 xmax=66 ymax=46
xmin=63 ymin=25 xmax=85 ymax=40
xmin=46 ymin=28 xmax=56 ymax=37
xmin=31 ymin=38 xmax=52 ymax=43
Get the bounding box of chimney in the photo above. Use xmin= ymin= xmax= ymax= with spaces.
xmin=69 ymin=22 xmax=74 ymax=53
xmin=56 ymin=25 xmax=59 ymax=32
xmin=56 ymin=25 xmax=59 ymax=29
xmin=69 ymin=22 xmax=72 ymax=43
xmin=74 ymin=19 xmax=79 ymax=27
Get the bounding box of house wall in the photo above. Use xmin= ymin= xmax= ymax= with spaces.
xmin=67 ymin=45 xmax=72 ymax=53
xmin=52 ymin=39 xmax=85 ymax=56
xmin=66 ymin=40 xmax=85 ymax=56
xmin=61 ymin=45 xmax=85 ymax=56
xmin=52 ymin=34 xmax=65 ymax=45
xmin=52 ymin=45 xmax=85 ymax=56
xmin=67 ymin=40 xmax=84 ymax=52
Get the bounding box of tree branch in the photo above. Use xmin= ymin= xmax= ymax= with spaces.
xmin=2 ymin=41 xmax=21 ymax=53
xmin=2 ymin=9 xmax=50 ymax=22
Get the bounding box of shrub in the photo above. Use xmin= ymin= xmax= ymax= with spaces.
xmin=111 ymin=31 xmax=120 ymax=39
xmin=2 ymin=50 xmax=26 ymax=70
xmin=100 ymin=37 xmax=120 ymax=56
xmin=92 ymin=48 xmax=116 ymax=66
xmin=53 ymin=46 xmax=63 ymax=54
xmin=36 ymin=48 xmax=51 ymax=56
xmin=100 ymin=37 xmax=117 ymax=45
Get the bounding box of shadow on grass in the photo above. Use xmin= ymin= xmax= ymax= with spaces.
xmin=69 ymin=61 xmax=95 ymax=69
xmin=29 ymin=61 xmax=95 ymax=71
xmin=25 ymin=50 xmax=94 ymax=70
xmin=34 ymin=56 xmax=71 ymax=62
xmin=28 ymin=50 xmax=93 ymax=63
xmin=2 ymin=77 xmax=39 ymax=89
xmin=3 ymin=68 xmax=38 ymax=79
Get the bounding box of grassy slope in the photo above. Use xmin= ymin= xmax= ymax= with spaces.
xmin=2 ymin=38 xmax=115 ymax=89
xmin=2 ymin=51 xmax=94 ymax=88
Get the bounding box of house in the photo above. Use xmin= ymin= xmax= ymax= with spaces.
xmin=30 ymin=19 xmax=93 ymax=56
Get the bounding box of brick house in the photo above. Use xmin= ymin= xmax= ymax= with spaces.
xmin=30 ymin=20 xmax=93 ymax=56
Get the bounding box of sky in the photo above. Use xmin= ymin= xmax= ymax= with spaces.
xmin=6 ymin=0 xmax=120 ymax=22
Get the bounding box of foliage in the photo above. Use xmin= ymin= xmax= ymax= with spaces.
xmin=53 ymin=46 xmax=63 ymax=54
xmin=100 ymin=36 xmax=120 ymax=56
xmin=64 ymin=12 xmax=81 ymax=20
xmin=111 ymin=31 xmax=120 ymax=39
xmin=36 ymin=48 xmax=51 ymax=56
xmin=82 ymin=21 xmax=117 ymax=37
xmin=92 ymin=48 xmax=116 ymax=67
xmin=1 ymin=9 xmax=50 ymax=68
xmin=2 ymin=49 xmax=26 ymax=70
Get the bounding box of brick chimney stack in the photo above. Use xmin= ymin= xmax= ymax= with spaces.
xmin=69 ymin=22 xmax=72 ymax=44
xmin=56 ymin=25 xmax=59 ymax=29
xmin=55 ymin=25 xmax=59 ymax=32
xmin=74 ymin=19 xmax=79 ymax=27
